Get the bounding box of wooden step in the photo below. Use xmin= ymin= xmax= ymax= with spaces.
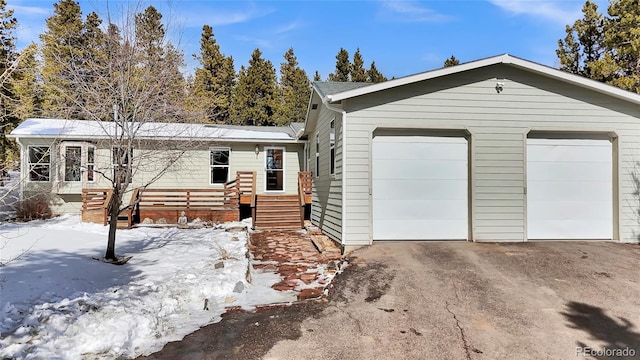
xmin=254 ymin=194 xmax=302 ymax=230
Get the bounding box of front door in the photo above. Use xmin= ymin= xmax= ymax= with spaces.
xmin=265 ymin=147 xmax=285 ymax=192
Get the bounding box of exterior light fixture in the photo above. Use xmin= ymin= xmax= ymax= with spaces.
xmin=495 ymin=82 xmax=505 ymax=93
xmin=255 ymin=145 xmax=260 ymax=156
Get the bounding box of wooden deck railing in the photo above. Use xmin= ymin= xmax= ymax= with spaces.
xmin=135 ymin=188 xmax=239 ymax=223
xmin=81 ymin=189 xmax=112 ymax=225
xmin=298 ymin=171 xmax=313 ymax=205
xmin=236 ymin=171 xmax=256 ymax=206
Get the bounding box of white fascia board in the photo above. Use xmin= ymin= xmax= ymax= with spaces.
xmin=326 ymin=53 xmax=640 ymax=106
xmin=326 ymin=54 xmax=510 ymax=102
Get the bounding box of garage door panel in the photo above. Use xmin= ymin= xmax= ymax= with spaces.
xmin=527 ymin=138 xmax=612 ymax=240
xmin=528 ymin=220 xmax=612 ymax=239
xmin=373 ymin=180 xmax=468 ymax=200
xmin=373 ymin=199 xmax=468 ymax=220
xmin=528 ymin=200 xmax=613 ymax=220
xmin=373 ymin=219 xmax=468 ymax=240
xmin=374 ymin=159 xmax=468 ymax=180
xmin=527 ymin=162 xmax=612 ymax=181
xmin=527 ymin=181 xmax=612 ymax=201
xmin=373 ymin=135 xmax=468 ymax=241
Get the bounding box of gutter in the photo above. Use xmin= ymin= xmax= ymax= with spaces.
xmin=322 ymin=99 xmax=348 ymax=251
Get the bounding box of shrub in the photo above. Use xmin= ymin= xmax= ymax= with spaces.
xmin=16 ymin=193 xmax=52 ymax=221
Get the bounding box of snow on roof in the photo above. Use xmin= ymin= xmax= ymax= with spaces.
xmin=9 ymin=118 xmax=300 ymax=142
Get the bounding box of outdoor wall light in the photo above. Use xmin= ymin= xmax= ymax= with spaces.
xmin=255 ymin=145 xmax=260 ymax=156
xmin=495 ymin=82 xmax=505 ymax=93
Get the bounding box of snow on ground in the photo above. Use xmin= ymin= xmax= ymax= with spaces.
xmin=0 ymin=216 xmax=296 ymax=359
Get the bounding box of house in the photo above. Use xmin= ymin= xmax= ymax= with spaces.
xmin=8 ymin=118 xmax=310 ymax=229
xmin=303 ymin=54 xmax=640 ymax=250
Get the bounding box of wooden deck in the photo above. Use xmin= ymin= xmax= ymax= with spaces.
xmin=81 ymin=171 xmax=314 ymax=229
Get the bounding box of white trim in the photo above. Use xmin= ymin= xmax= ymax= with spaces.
xmin=323 ymin=102 xmax=348 ymax=245
xmin=329 ymin=118 xmax=336 ymax=177
xmin=264 ymin=146 xmax=286 ymax=193
xmin=209 ymin=147 xmax=231 ymax=185
xmin=315 ymin=132 xmax=320 ymax=178
xmin=322 ymin=54 xmax=640 ymax=106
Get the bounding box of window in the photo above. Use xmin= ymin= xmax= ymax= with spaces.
xmin=28 ymin=146 xmax=51 ymax=182
xmin=87 ymin=146 xmax=95 ymax=182
xmin=112 ymin=146 xmax=133 ymax=184
xmin=210 ymin=148 xmax=230 ymax=184
xmin=64 ymin=146 xmax=82 ymax=181
xmin=330 ymin=119 xmax=336 ymax=176
xmin=315 ymin=132 xmax=320 ymax=177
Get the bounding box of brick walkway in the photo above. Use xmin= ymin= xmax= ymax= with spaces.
xmin=249 ymin=227 xmax=343 ymax=301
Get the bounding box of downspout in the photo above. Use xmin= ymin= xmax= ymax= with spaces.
xmin=323 ymin=100 xmax=347 ymax=253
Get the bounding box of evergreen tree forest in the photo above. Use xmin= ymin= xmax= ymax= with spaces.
xmin=0 ymin=0 xmax=393 ymax=167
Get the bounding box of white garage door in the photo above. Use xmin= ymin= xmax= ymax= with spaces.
xmin=527 ymin=138 xmax=612 ymax=239
xmin=372 ymin=135 xmax=468 ymax=240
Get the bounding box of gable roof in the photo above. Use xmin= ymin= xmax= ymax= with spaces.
xmin=313 ymin=54 xmax=640 ymax=106
xmin=9 ymin=118 xmax=303 ymax=143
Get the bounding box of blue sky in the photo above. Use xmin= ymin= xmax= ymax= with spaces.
xmin=9 ymin=0 xmax=609 ymax=80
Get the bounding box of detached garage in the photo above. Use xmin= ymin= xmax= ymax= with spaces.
xmin=303 ymin=54 xmax=640 ymax=249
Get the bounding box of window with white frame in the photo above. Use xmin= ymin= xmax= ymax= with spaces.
xmin=28 ymin=146 xmax=51 ymax=182
xmin=64 ymin=146 xmax=82 ymax=181
xmin=315 ymin=132 xmax=320 ymax=177
xmin=330 ymin=119 xmax=336 ymax=176
xmin=62 ymin=143 xmax=96 ymax=182
xmin=112 ymin=146 xmax=133 ymax=184
xmin=87 ymin=146 xmax=95 ymax=182
xmin=210 ymin=147 xmax=230 ymax=184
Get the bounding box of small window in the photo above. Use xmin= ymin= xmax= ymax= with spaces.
xmin=330 ymin=120 xmax=336 ymax=176
xmin=315 ymin=132 xmax=320 ymax=177
xmin=87 ymin=146 xmax=95 ymax=182
xmin=210 ymin=148 xmax=230 ymax=184
xmin=28 ymin=146 xmax=51 ymax=182
xmin=112 ymin=146 xmax=133 ymax=184
xmin=64 ymin=146 xmax=82 ymax=182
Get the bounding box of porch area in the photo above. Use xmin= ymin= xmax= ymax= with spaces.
xmin=81 ymin=171 xmax=313 ymax=230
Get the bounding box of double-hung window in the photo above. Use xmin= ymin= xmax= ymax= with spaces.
xmin=210 ymin=147 xmax=230 ymax=184
xmin=28 ymin=146 xmax=51 ymax=182
xmin=330 ymin=119 xmax=336 ymax=176
xmin=315 ymin=132 xmax=320 ymax=177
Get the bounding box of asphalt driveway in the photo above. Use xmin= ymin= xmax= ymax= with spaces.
xmin=142 ymin=241 xmax=640 ymax=360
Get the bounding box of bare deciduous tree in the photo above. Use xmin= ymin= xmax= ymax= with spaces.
xmin=46 ymin=5 xmax=200 ymax=263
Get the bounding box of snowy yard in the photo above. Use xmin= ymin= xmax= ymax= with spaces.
xmin=0 ymin=216 xmax=296 ymax=359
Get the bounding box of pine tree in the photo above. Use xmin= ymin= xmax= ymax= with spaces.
xmin=313 ymin=71 xmax=321 ymax=81
xmin=444 ymin=55 xmax=460 ymax=67
xmin=191 ymin=25 xmax=235 ymax=123
xmin=40 ymin=0 xmax=86 ymax=118
xmin=231 ymin=48 xmax=278 ymax=126
xmin=0 ymin=0 xmax=18 ymax=169
xmin=556 ymin=1 xmax=604 ymax=78
xmin=367 ymin=61 xmax=387 ymax=83
xmin=556 ymin=0 xmax=640 ymax=93
xmin=328 ymin=48 xmax=350 ymax=82
xmin=134 ymin=6 xmax=186 ymax=121
xmin=276 ymin=48 xmax=310 ymax=125
xmin=595 ymin=0 xmax=640 ymax=92
xmin=350 ymin=48 xmax=367 ymax=82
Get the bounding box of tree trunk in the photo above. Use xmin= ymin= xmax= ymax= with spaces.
xmin=105 ymin=188 xmax=121 ymax=261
